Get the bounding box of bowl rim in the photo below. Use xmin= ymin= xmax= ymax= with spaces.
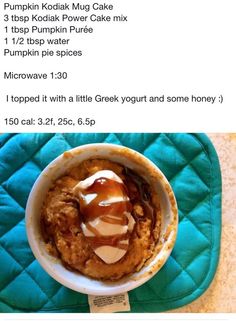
xmin=26 ymin=143 xmax=178 ymax=295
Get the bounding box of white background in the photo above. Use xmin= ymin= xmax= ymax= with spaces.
xmin=0 ymin=2 xmax=235 ymax=319
xmin=0 ymin=0 xmax=235 ymax=132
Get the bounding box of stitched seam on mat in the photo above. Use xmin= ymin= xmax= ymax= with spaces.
xmin=175 ymin=194 xmax=211 ymax=245
xmin=165 ymin=135 xmax=211 ymax=244
xmin=0 ymin=298 xmax=89 ymax=312
xmin=0 ymin=134 xmax=16 ymax=148
xmin=30 ymin=158 xmax=45 ymax=172
xmin=60 ymin=134 xmax=74 ymax=150
xmin=141 ymin=282 xmax=163 ymax=301
xmin=0 ymin=218 xmax=24 ymax=239
xmin=180 ymin=194 xmax=209 ymax=217
xmin=171 ymin=257 xmax=197 ymax=287
xmin=0 ymin=245 xmax=72 ymax=310
xmin=178 ymin=194 xmax=210 ymax=244
xmin=0 ymin=134 xmax=54 ymax=185
xmin=0 ymin=240 xmax=36 ymax=272
xmin=127 ymin=248 xmax=210 ymax=305
xmin=0 ymin=184 xmax=25 ymax=239
xmin=168 ymin=151 xmax=204 ymax=183
xmin=62 ymin=133 xmax=124 ymax=153
xmin=0 ymin=296 xmax=49 ymax=312
xmin=40 ymin=286 xmax=64 ymax=310
xmin=113 ymin=133 xmax=128 ymax=147
xmin=0 ymin=185 xmax=25 ymax=210
xmin=0 ymin=238 xmax=34 ymax=272
xmin=166 ymin=135 xmax=210 ymax=190
xmin=141 ymin=135 xmax=162 ymax=154
xmin=30 ymin=157 xmax=46 ymax=172
xmin=0 ymin=246 xmax=23 ymax=289
xmin=149 ymin=247 xmax=209 ymax=299
xmin=183 ymin=216 xmax=210 ymax=245
xmin=0 ymin=168 xmax=40 ymax=238
xmin=25 ymin=264 xmax=62 ymax=309
xmin=101 ymin=133 xmax=119 ymax=144
xmin=0 ymin=245 xmax=58 ymax=310
xmin=0 ymin=247 xmax=34 ymax=293
xmin=111 ymin=133 xmax=126 ymax=146
xmin=178 ymin=247 xmax=210 ymax=272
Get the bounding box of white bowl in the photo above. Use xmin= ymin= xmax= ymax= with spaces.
xmin=26 ymin=143 xmax=178 ymax=295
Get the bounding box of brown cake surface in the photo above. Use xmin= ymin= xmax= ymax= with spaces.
xmin=41 ymin=159 xmax=161 ymax=280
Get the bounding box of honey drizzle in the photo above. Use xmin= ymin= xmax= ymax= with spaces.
xmin=100 ymin=215 xmax=128 ymax=225
xmin=78 ymin=177 xmax=132 ymax=251
xmin=86 ymin=232 xmax=130 ymax=250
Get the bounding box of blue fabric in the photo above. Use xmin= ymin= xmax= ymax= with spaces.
xmin=0 ymin=133 xmax=221 ymax=312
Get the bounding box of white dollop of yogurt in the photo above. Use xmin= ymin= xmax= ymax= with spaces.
xmin=73 ymin=170 xmax=135 ymax=264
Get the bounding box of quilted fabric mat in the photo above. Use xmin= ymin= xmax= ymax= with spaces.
xmin=0 ymin=133 xmax=221 ymax=313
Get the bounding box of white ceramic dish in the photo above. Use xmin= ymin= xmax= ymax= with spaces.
xmin=26 ymin=143 xmax=178 ymax=295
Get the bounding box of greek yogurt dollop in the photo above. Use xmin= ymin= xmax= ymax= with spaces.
xmin=73 ymin=170 xmax=135 ymax=264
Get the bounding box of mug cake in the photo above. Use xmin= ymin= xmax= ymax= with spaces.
xmin=41 ymin=159 xmax=162 ymax=280
xmin=26 ymin=144 xmax=178 ymax=295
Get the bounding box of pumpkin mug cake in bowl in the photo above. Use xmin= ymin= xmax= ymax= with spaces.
xmin=26 ymin=144 xmax=178 ymax=295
